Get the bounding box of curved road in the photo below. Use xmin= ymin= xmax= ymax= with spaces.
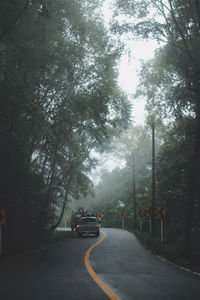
xmin=0 ymin=228 xmax=200 ymax=299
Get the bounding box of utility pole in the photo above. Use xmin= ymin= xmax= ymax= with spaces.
xmin=151 ymin=119 xmax=156 ymax=235
xmin=133 ymin=153 xmax=137 ymax=228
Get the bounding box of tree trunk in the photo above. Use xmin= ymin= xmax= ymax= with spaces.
xmin=45 ymin=143 xmax=58 ymax=208
xmin=40 ymin=152 xmax=48 ymax=178
xmin=184 ymin=95 xmax=200 ymax=258
xmin=49 ymin=174 xmax=73 ymax=232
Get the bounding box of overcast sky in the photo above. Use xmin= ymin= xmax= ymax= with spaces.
xmin=88 ymin=1 xmax=159 ymax=182
xmin=102 ymin=0 xmax=159 ymax=125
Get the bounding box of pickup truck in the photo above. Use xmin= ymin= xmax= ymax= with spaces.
xmin=76 ymin=216 xmax=100 ymax=237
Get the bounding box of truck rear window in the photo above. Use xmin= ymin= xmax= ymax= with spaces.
xmin=79 ymin=218 xmax=96 ymax=224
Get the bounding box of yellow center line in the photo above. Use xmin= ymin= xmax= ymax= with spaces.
xmin=84 ymin=231 xmax=122 ymax=300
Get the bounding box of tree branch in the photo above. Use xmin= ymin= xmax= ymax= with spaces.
xmin=0 ymin=0 xmax=35 ymax=41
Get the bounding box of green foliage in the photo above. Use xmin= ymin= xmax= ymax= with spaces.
xmin=0 ymin=0 xmax=131 ymax=252
xmin=112 ymin=0 xmax=200 ymax=257
xmin=156 ymin=117 xmax=195 ymax=234
xmin=82 ymin=125 xmax=155 ymax=228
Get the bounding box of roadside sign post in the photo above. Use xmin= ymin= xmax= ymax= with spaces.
xmin=149 ymin=216 xmax=152 ymax=234
xmin=161 ymin=218 xmax=164 ymax=243
xmin=157 ymin=206 xmax=166 ymax=243
xmin=139 ymin=217 xmax=142 ymax=232
xmin=64 ymin=215 xmax=68 ymax=228
xmin=0 ymin=225 xmax=2 ymax=255
xmin=138 ymin=210 xmax=144 ymax=232
xmin=122 ymin=217 xmax=124 ymax=229
xmin=120 ymin=211 xmax=125 ymax=229
xmin=146 ymin=207 xmax=152 ymax=234
xmin=98 ymin=213 xmax=104 ymax=227
xmin=0 ymin=209 xmax=6 ymax=255
xmin=101 ymin=214 xmax=104 ymax=227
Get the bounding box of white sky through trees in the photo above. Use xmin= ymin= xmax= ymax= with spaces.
xmin=89 ymin=1 xmax=159 ymax=182
xmin=102 ymin=0 xmax=159 ymax=125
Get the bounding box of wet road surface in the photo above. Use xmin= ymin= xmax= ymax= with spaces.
xmin=0 ymin=228 xmax=200 ymax=299
xmin=92 ymin=229 xmax=200 ymax=300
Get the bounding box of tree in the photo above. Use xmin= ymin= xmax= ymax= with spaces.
xmin=112 ymin=0 xmax=200 ymax=258
xmin=82 ymin=124 xmax=157 ymax=229
xmin=0 ymin=0 xmax=131 ymax=252
xmin=156 ymin=118 xmax=194 ymax=243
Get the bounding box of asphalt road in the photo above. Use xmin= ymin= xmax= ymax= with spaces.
xmin=0 ymin=228 xmax=200 ymax=300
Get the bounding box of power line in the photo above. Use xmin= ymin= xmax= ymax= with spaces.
xmin=134 ymin=126 xmax=148 ymax=154
xmin=132 ymin=126 xmax=148 ymax=228
xmin=156 ymin=150 xmax=193 ymax=172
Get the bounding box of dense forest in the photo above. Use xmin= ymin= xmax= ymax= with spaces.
xmin=113 ymin=0 xmax=200 ymax=260
xmin=1 ymin=0 xmax=200 ymax=262
xmin=72 ymin=0 xmax=200 ymax=262
xmin=0 ymin=0 xmax=131 ymax=253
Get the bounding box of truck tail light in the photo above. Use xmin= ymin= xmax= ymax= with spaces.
xmin=96 ymin=224 xmax=98 ymax=228
xmin=76 ymin=224 xmax=80 ymax=229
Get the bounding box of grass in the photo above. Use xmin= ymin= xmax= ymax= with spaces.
xmin=49 ymin=230 xmax=72 ymax=242
xmin=131 ymin=229 xmax=200 ymax=274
